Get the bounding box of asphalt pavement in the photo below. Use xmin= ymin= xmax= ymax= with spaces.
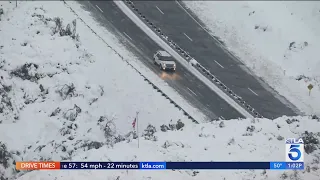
xmin=82 ymin=1 xmax=245 ymax=120
xmin=130 ymin=1 xmax=300 ymax=119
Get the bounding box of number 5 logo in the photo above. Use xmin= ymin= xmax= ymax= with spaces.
xmin=288 ymin=145 xmax=301 ymax=161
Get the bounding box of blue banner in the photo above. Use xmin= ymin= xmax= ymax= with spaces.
xmin=166 ymin=162 xmax=271 ymax=169
xmin=269 ymin=162 xmax=287 ymax=170
xmin=270 ymin=162 xmax=304 ymax=170
xmin=59 ymin=162 xmax=304 ymax=170
xmin=286 ymin=162 xmax=304 ymax=170
xmin=140 ymin=162 xmax=166 ymax=170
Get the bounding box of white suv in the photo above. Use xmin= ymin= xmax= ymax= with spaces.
xmin=153 ymin=50 xmax=176 ymax=71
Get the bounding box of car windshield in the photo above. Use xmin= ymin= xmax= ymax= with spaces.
xmin=160 ymin=56 xmax=174 ymax=61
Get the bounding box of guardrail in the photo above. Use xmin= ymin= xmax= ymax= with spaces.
xmin=63 ymin=0 xmax=199 ymax=124
xmin=124 ymin=0 xmax=263 ymax=118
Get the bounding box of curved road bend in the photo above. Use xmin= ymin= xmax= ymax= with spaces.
xmin=80 ymin=1 xmax=245 ymax=120
xmin=131 ymin=1 xmax=299 ymax=119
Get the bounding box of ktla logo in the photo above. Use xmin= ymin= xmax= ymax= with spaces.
xmin=285 ymin=138 xmax=304 ymax=162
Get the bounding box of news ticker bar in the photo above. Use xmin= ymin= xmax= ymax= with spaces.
xmin=16 ymin=162 xmax=304 ymax=170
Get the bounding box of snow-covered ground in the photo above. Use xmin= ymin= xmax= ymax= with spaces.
xmin=0 ymin=0 xmax=202 ymax=178
xmin=183 ymin=1 xmax=320 ymax=116
xmin=11 ymin=116 xmax=320 ymax=180
xmin=0 ymin=1 xmax=319 ymax=180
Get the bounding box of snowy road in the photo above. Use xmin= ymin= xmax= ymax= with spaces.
xmin=84 ymin=1 xmax=244 ymax=120
xmin=130 ymin=1 xmax=299 ymax=119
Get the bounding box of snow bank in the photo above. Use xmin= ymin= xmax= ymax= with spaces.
xmin=183 ymin=1 xmax=320 ymax=116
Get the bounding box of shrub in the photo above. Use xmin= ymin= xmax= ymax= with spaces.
xmin=56 ymin=83 xmax=76 ymax=100
xmin=301 ymin=131 xmax=319 ymax=154
xmin=0 ymin=142 xmax=12 ymax=168
xmin=63 ymin=104 xmax=81 ymax=121
xmin=142 ymin=124 xmax=157 ymax=141
xmin=176 ymin=120 xmax=184 ymax=130
xmin=10 ymin=63 xmax=41 ymax=82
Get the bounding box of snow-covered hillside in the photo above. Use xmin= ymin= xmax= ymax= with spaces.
xmin=0 ymin=1 xmax=319 ymax=180
xmin=183 ymin=1 xmax=320 ymax=116
xmin=10 ymin=116 xmax=320 ymax=180
xmin=0 ymin=0 xmax=202 ymax=179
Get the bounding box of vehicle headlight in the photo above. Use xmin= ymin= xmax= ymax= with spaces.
xmin=163 ymin=63 xmax=166 ymax=67
xmin=174 ymin=64 xmax=176 ymax=67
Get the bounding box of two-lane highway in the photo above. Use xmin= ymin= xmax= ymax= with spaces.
xmin=131 ymin=1 xmax=299 ymax=119
xmin=80 ymin=1 xmax=245 ymax=120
